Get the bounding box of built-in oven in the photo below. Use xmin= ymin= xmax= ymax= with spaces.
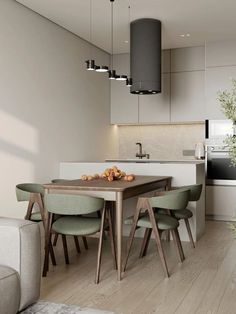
xmin=206 ymin=145 xmax=236 ymax=186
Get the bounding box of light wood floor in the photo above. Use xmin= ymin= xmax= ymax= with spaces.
xmin=41 ymin=221 xmax=236 ymax=314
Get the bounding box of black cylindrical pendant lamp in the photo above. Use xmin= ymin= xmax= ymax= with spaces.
xmin=130 ymin=18 xmax=161 ymax=94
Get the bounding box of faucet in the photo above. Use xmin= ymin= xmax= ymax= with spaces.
xmin=135 ymin=142 xmax=150 ymax=159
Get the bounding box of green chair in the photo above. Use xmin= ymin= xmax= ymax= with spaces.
xmin=170 ymin=184 xmax=202 ymax=248
xmin=16 ymin=183 xmax=56 ymax=266
xmin=16 ymin=183 xmax=46 ymax=226
xmin=51 ymin=179 xmax=89 ymax=251
xmin=123 ymin=190 xmax=190 ymax=278
xmin=43 ymin=193 xmax=117 ymax=283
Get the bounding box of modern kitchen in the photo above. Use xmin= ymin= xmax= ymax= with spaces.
xmin=1 ymin=0 xmax=236 ymax=314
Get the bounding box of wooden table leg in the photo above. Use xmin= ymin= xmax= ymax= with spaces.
xmin=116 ymin=191 xmax=123 ymax=281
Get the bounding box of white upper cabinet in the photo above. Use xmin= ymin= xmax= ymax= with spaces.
xmin=171 ymin=46 xmax=205 ymax=72
xmin=205 ymin=66 xmax=236 ymax=119
xmin=171 ymin=71 xmax=205 ymax=122
xmin=170 ymin=46 xmax=205 ymax=122
xmin=205 ymin=40 xmax=236 ymax=119
xmin=139 ymin=73 xmax=170 ymax=123
xmin=206 ymin=40 xmax=236 ymax=67
xmin=110 ymin=54 xmax=138 ymax=124
xmin=139 ymin=50 xmax=170 ymax=123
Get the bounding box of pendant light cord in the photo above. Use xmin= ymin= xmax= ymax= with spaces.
xmin=111 ymin=0 xmax=114 ymax=70
xmin=90 ymin=0 xmax=92 ymax=58
xmin=128 ymin=4 xmax=131 ymax=77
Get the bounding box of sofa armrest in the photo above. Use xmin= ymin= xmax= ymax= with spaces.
xmin=0 ymin=218 xmax=41 ymax=311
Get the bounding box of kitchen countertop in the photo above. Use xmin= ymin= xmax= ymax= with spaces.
xmin=105 ymin=159 xmax=205 ymax=164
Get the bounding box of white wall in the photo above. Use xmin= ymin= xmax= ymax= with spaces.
xmin=0 ymin=0 xmax=118 ymax=218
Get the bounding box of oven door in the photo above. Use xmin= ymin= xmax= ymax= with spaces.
xmin=206 ymin=146 xmax=236 ymax=186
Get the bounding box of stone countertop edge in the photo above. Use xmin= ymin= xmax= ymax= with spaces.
xmin=105 ymin=159 xmax=205 ymax=164
xmin=60 ymin=160 xmax=205 ymax=165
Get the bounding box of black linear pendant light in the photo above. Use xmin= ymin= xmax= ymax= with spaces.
xmin=86 ymin=0 xmax=131 ymax=85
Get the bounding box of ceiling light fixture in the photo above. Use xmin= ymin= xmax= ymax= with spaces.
xmin=86 ymin=0 xmax=130 ymax=86
xmin=180 ymin=33 xmax=191 ymax=38
xmin=95 ymin=65 xmax=109 ymax=72
xmin=126 ymin=4 xmax=133 ymax=87
xmin=108 ymin=0 xmax=117 ymax=79
xmin=116 ymin=75 xmax=128 ymax=81
xmin=85 ymin=0 xmax=96 ymax=71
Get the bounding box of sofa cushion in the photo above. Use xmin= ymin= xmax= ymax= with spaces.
xmin=0 ymin=265 xmax=20 ymax=314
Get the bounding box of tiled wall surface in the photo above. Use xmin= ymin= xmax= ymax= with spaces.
xmin=118 ymin=124 xmax=205 ymax=160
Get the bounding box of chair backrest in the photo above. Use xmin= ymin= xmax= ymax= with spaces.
xmin=173 ymin=184 xmax=202 ymax=202
xmin=44 ymin=193 xmax=104 ymax=215
xmin=149 ymin=189 xmax=190 ymax=210
xmin=16 ymin=183 xmax=44 ymax=202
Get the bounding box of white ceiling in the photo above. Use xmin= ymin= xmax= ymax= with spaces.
xmin=16 ymin=0 xmax=236 ymax=54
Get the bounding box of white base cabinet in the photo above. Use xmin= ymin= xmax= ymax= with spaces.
xmin=206 ymin=185 xmax=236 ymax=221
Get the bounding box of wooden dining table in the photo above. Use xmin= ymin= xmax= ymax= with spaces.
xmin=43 ymin=175 xmax=172 ymax=280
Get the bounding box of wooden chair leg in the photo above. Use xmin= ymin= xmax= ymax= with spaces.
xmin=74 ymin=236 xmax=81 ymax=254
xmin=107 ymin=207 xmax=117 ymax=270
xmin=82 ymin=237 xmax=88 ymax=250
xmin=166 ymin=230 xmax=170 ymax=241
xmin=184 ymin=218 xmax=195 ymax=248
xmin=49 ymin=237 xmax=57 ymax=266
xmin=171 ymin=229 xmax=184 ymax=263
xmin=25 ymin=199 xmax=34 ymax=220
xmin=36 ymin=194 xmax=46 ymax=229
xmin=95 ymin=207 xmax=106 ymax=284
xmin=147 ymin=202 xmax=169 ymax=278
xmin=43 ymin=213 xmax=53 ymax=277
xmin=139 ymin=228 xmax=152 ymax=258
xmin=175 ymin=228 xmax=185 ymax=261
xmin=53 ymin=233 xmax=59 ymax=246
xmin=123 ymin=199 xmax=144 ymax=273
xmin=62 ymin=235 xmax=70 ymax=264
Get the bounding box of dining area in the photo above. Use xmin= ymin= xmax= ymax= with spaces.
xmin=15 ymin=170 xmax=203 ymax=285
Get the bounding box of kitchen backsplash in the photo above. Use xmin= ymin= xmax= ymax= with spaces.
xmin=118 ymin=124 xmax=205 ymax=160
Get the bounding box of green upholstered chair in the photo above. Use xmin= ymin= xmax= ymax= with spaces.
xmin=16 ymin=183 xmax=56 ymax=266
xmin=50 ymin=179 xmax=89 ymax=251
xmin=43 ymin=193 xmax=117 ymax=283
xmin=169 ymin=184 xmax=202 ymax=248
xmin=16 ymin=183 xmax=45 ymax=226
xmin=123 ymin=189 xmax=190 ymax=278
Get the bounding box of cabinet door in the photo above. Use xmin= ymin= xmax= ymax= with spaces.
xmin=206 ymin=40 xmax=236 ymax=68
xmin=171 ymin=71 xmax=205 ymax=122
xmin=205 ymin=66 xmax=236 ymax=119
xmin=110 ymin=54 xmax=138 ymax=124
xmin=171 ymin=46 xmax=205 ymax=72
xmin=111 ymin=80 xmax=139 ymax=124
xmin=139 ymin=73 xmax=170 ymax=123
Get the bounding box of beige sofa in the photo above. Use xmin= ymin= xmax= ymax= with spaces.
xmin=0 ymin=218 xmax=41 ymax=314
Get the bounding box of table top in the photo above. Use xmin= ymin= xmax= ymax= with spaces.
xmin=43 ymin=175 xmax=171 ymax=192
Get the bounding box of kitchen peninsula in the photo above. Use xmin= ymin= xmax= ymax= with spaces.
xmin=60 ymin=160 xmax=205 ymax=242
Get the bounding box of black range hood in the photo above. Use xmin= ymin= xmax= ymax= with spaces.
xmin=130 ymin=18 xmax=162 ymax=95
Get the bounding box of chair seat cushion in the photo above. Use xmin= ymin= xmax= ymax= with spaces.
xmin=125 ymin=213 xmax=179 ymax=230
xmin=52 ymin=216 xmax=101 ymax=236
xmin=0 ymin=265 xmax=20 ymax=314
xmin=173 ymin=209 xmax=193 ymax=219
xmin=30 ymin=212 xmax=42 ymax=221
